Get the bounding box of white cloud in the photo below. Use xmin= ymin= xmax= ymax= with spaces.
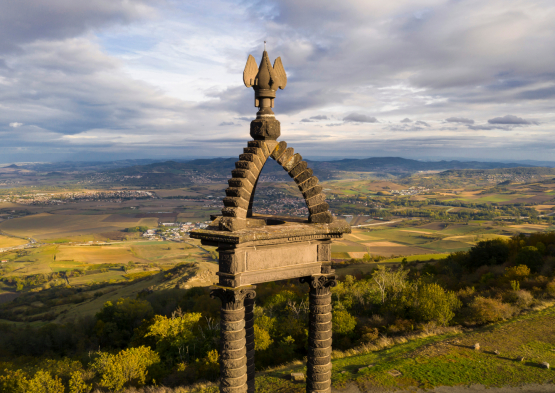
xmin=9 ymin=122 xmax=23 ymax=128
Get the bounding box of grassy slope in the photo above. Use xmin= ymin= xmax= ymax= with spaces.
xmin=247 ymin=305 xmax=555 ymax=393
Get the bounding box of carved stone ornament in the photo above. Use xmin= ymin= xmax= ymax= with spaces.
xmin=210 ymin=287 xmax=257 ymax=311
xmin=300 ymin=274 xmax=337 ymax=293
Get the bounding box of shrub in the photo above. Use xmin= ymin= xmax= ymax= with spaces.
xmin=504 ymin=265 xmax=530 ymax=280
xmin=68 ymin=371 xmax=91 ymax=393
xmin=27 ymin=371 xmax=64 ymax=393
xmin=91 ymin=346 xmax=160 ymax=391
xmin=254 ymin=325 xmax=273 ymax=351
xmin=332 ymin=310 xmax=357 ymax=335
xmin=468 ymin=297 xmax=516 ymax=324
xmin=504 ymin=290 xmax=534 ymax=308
xmin=515 ymin=246 xmax=543 ymax=273
xmin=466 ymin=239 xmax=509 ymax=269
xmin=412 ymin=283 xmax=462 ymax=326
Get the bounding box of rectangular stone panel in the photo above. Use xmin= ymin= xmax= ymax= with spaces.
xmin=218 ymin=262 xmax=322 ymax=287
xmin=245 ymin=243 xmax=318 ymax=271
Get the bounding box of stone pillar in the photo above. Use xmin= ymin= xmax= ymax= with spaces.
xmin=210 ymin=286 xmax=257 ymax=393
xmin=245 ymin=296 xmax=256 ymax=393
xmin=300 ymin=275 xmax=337 ymax=393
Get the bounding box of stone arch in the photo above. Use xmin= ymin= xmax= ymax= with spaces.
xmin=219 ymin=140 xmax=333 ymax=231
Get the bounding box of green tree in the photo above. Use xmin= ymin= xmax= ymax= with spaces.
xmin=254 ymin=325 xmax=273 ymax=350
xmin=68 ymin=372 xmax=91 ymax=393
xmin=27 ymin=371 xmax=64 ymax=393
xmin=91 ymin=346 xmax=160 ymax=392
xmin=412 ymin=283 xmax=461 ymax=326
xmin=332 ymin=310 xmax=357 ymax=335
xmin=515 ymin=246 xmax=543 ymax=273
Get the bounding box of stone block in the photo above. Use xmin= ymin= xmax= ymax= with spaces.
xmin=474 ymin=343 xmax=480 ymax=350
xmin=220 ymin=374 xmax=248 ymax=388
xmin=277 ymin=147 xmax=294 ymax=166
xmin=517 ymin=356 xmax=525 ymax=362
xmin=312 ymin=312 xmax=332 ymax=324
xmin=309 ymin=295 xmax=332 ymax=305
xmin=223 ymin=196 xmax=250 ymax=210
xmin=309 ymin=303 xmax=332 ymax=314
xmin=289 ymin=161 xmax=307 ymax=178
xmin=250 ymin=118 xmax=281 ymax=140
xmin=270 ymin=141 xmax=288 ymax=160
xmin=220 ymin=319 xmax=245 ymax=331
xmin=228 ymin=177 xmax=254 ymax=191
xmin=219 ymin=347 xmax=247 ymax=360
xmin=220 ymin=308 xmax=245 ymax=322
xmin=235 ymin=160 xmax=256 ymax=171
xmin=290 ymin=372 xmax=304 ymax=381
xmin=244 ymin=146 xmax=266 ymax=163
xmin=310 ymin=371 xmax=331 ymax=382
xmin=248 ymin=140 xmax=270 ymax=158
xmin=311 ymin=337 xmax=332 ymax=348
xmin=309 ymin=329 xmax=332 ymax=341
xmin=283 ymin=153 xmax=303 ymax=171
xmin=219 ymin=251 xmax=246 ymax=273
xmin=309 ymin=320 xmax=332 ymax=331
xmin=309 ymin=211 xmax=333 ymax=224
xmin=225 ymin=187 xmax=250 ymax=199
xmin=218 ymin=274 xmax=239 ymax=287
xmin=221 ymin=385 xmax=248 ymax=393
xmin=222 ymin=206 xmax=247 ymax=218
xmin=541 ymin=362 xmax=550 ymax=369
xmin=221 ymin=337 xmax=246 ymax=351
xmin=265 ymin=140 xmax=278 ymax=155
xmin=294 ymin=169 xmax=313 ymax=185
xmin=222 ymin=356 xmax=247 ymax=369
xmin=220 ymin=364 xmax=247 ymax=379
xmin=219 ymin=217 xmax=247 ymax=232
xmin=231 ymin=169 xmax=257 ymax=185
xmin=307 ymin=378 xmax=331 ymax=391
xmin=221 ymin=330 xmax=246 ymax=341
xmin=309 ymin=346 xmax=332 ymax=358
xmin=308 ymin=356 xmax=331 ymax=366
xmin=298 ymin=177 xmax=319 ymax=192
xmin=317 ymin=243 xmax=331 ymax=262
xmin=309 ymin=203 xmax=329 ymax=215
xmin=306 ymin=193 xmax=327 ymax=208
xmin=303 ymin=185 xmax=323 ymax=200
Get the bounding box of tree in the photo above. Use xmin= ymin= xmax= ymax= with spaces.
xmin=91 ymin=346 xmax=160 ymax=392
xmin=371 ymin=266 xmax=409 ymax=304
xmin=332 ymin=310 xmax=357 ymax=335
xmin=515 ymin=246 xmax=543 ymax=273
xmin=412 ymin=283 xmax=461 ymax=326
xmin=466 ymin=239 xmax=509 ymax=269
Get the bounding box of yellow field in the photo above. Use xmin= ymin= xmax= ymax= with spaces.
xmin=0 ymin=213 xmax=157 ymax=240
xmin=56 ymin=245 xmax=146 ymax=264
xmin=0 ymin=235 xmax=27 ymax=248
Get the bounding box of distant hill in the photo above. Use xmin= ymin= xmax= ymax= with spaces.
xmin=108 ymin=156 xmax=538 ymax=184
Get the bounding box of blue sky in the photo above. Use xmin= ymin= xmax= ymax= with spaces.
xmin=1 ymin=0 xmax=555 ymax=163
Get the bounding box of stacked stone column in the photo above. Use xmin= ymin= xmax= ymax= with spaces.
xmin=300 ymin=274 xmax=336 ymax=393
xmin=210 ymin=286 xmax=256 ymax=393
xmin=245 ymin=296 xmax=255 ymax=392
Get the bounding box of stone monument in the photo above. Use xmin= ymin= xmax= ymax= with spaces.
xmin=191 ymin=46 xmax=350 ymax=393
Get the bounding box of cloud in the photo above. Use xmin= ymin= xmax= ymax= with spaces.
xmin=343 ymin=113 xmax=378 ymax=123
xmin=219 ymin=122 xmax=235 ymax=126
xmin=9 ymin=122 xmax=23 ymax=128
xmin=300 ymin=115 xmax=328 ymax=122
xmin=468 ymin=124 xmax=512 ymax=131
xmin=445 ymin=117 xmax=474 ymax=124
xmin=487 ymin=115 xmax=537 ymax=125
xmin=235 ymin=117 xmax=252 ymax=122
xmin=415 ymin=121 xmax=430 ymax=127
xmin=516 ymin=86 xmax=555 ymax=100
xmin=400 ymin=118 xmax=412 ymax=123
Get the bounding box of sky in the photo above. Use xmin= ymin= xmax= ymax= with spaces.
xmin=1 ymin=0 xmax=555 ymax=163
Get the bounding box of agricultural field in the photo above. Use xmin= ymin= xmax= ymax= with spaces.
xmin=332 ymin=220 xmax=553 ymax=260
xmin=0 ymin=234 xmax=27 ymax=248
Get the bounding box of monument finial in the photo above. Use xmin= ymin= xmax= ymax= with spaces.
xmin=243 ymin=47 xmax=287 ymax=118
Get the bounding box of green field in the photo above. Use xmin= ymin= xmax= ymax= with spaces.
xmin=245 ymin=304 xmax=555 ymax=393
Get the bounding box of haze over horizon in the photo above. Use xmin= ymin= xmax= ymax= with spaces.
xmin=1 ymin=1 xmax=555 ymax=164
